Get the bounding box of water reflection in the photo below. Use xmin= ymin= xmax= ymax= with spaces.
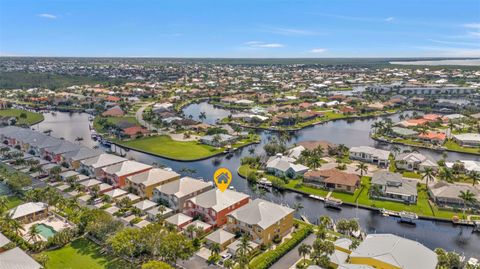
xmin=34 ymin=106 xmax=480 ymax=257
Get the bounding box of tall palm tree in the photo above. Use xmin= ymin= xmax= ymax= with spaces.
xmin=235 ymin=234 xmax=253 ymax=269
xmin=307 ymin=155 xmax=322 ymax=170
xmin=439 ymin=168 xmax=454 ymax=183
xmin=391 ymin=145 xmax=400 ymax=157
xmin=458 ymin=190 xmax=477 ymax=218
xmin=1 ymin=213 xmax=24 ymax=235
xmin=28 ymin=224 xmax=39 ymax=243
xmin=422 ymin=167 xmax=435 ymax=184
xmin=293 ymin=202 xmax=304 ymax=214
xmin=356 ymin=162 xmax=368 ymax=177
xmin=469 ymin=171 xmax=479 ymax=187
xmin=298 ymin=243 xmax=312 ymax=265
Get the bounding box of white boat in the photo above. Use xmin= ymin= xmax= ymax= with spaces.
xmin=399 ymin=211 xmax=418 ymax=224
xmin=324 ymin=197 xmax=343 ymax=209
xmin=258 ymin=178 xmax=272 ymax=189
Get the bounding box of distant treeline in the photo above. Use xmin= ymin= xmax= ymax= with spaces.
xmin=0 ymin=71 xmax=127 ymax=89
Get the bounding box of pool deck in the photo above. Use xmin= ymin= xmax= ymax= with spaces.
xmin=22 ymin=215 xmax=72 ymax=242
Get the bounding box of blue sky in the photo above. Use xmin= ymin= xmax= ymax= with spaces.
xmin=0 ymin=0 xmax=479 ymax=57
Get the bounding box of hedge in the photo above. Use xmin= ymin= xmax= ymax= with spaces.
xmin=249 ymin=225 xmax=313 ymax=269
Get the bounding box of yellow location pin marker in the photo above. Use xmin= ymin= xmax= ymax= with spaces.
xmin=214 ymin=168 xmax=232 ymax=192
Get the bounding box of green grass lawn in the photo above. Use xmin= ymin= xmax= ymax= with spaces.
xmin=93 ymin=116 xmax=139 ymax=133
xmin=117 ymin=135 xmax=225 ymax=160
xmin=0 ymin=109 xmax=44 ymax=125
xmin=402 ymin=171 xmax=422 ymax=179
xmin=444 ymin=140 xmax=480 ymax=155
xmin=1 ymin=195 xmax=23 ymax=209
xmin=42 ymin=238 xmax=134 ymax=269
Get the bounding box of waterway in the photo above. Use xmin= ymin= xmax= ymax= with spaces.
xmin=35 ymin=104 xmax=480 ymax=257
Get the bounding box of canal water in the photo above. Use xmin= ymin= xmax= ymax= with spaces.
xmin=36 ymin=104 xmax=480 ymax=257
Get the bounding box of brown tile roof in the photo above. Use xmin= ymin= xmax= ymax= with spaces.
xmin=304 ymin=168 xmax=359 ymax=187
xmin=298 ymin=140 xmax=335 ymax=151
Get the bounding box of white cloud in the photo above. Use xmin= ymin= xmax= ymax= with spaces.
xmin=463 ymin=23 xmax=480 ymax=29
xmin=310 ymin=48 xmax=327 ymax=53
xmin=427 ymin=39 xmax=480 ymax=47
xmin=38 ymin=13 xmax=57 ymax=19
xmin=244 ymin=41 xmax=284 ymax=48
xmin=385 ymin=17 xmax=395 ymax=22
xmin=261 ymin=26 xmax=317 ymax=36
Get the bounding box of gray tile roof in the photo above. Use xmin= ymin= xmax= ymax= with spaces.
xmin=0 ymin=247 xmax=41 ymax=269
xmin=228 ymin=198 xmax=293 ymax=229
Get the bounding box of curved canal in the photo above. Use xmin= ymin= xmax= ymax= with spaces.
xmin=35 ymin=104 xmax=480 ymax=257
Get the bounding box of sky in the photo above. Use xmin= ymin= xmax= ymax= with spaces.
xmin=0 ymin=0 xmax=479 ymax=58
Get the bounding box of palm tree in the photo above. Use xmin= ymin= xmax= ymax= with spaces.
xmin=28 ymin=224 xmax=39 ymax=243
xmin=211 ymin=243 xmax=221 ymax=256
xmin=298 ymin=243 xmax=312 ymax=265
xmin=293 ymin=202 xmax=304 ymax=214
xmin=1 ymin=213 xmax=24 ymax=234
xmin=439 ymin=168 xmax=454 ymax=183
xmin=390 ymin=145 xmax=400 ymax=157
xmin=185 ymin=224 xmax=196 ymax=238
xmin=458 ymin=190 xmax=477 ymax=218
xmin=422 ymin=167 xmax=435 ymax=184
xmin=199 ymin=112 xmax=207 ymax=122
xmin=469 ymin=171 xmax=479 ymax=187
xmin=356 ymin=162 xmax=368 ymax=177
xmin=235 ymin=234 xmax=253 ymax=269
xmin=307 ymin=155 xmax=322 ymax=170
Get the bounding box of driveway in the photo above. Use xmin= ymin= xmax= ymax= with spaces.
xmin=269 ymin=233 xmax=316 ymax=269
xmin=177 ymin=255 xmax=222 ymax=269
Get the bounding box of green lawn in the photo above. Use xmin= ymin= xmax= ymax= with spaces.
xmin=42 ymin=238 xmax=134 ymax=269
xmin=444 ymin=140 xmax=480 ymax=155
xmin=117 ymin=135 xmax=225 ymax=160
xmin=1 ymin=195 xmax=23 ymax=209
xmin=0 ymin=109 xmax=44 ymax=125
xmin=93 ymin=116 xmax=139 ymax=133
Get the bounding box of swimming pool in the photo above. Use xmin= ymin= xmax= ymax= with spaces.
xmin=36 ymin=224 xmax=57 ymax=239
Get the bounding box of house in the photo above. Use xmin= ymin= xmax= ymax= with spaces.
xmin=226 ymin=238 xmax=259 ymax=256
xmin=391 ymin=127 xmax=418 ymax=138
xmin=418 ymin=131 xmax=446 ymax=144
xmin=394 ymin=153 xmax=438 ymax=172
xmin=103 ymin=188 xmax=128 ymax=200
xmin=226 ymin=198 xmax=294 ymax=245
xmin=303 ymin=169 xmax=360 ymax=193
xmin=80 ymin=153 xmax=127 ymax=178
xmin=42 ymin=140 xmax=80 ymax=163
xmin=200 ymin=134 xmax=237 ymax=147
xmin=349 ymin=234 xmax=437 ymax=269
xmin=349 ymin=146 xmax=390 ymax=167
xmin=122 ymin=126 xmax=149 ymax=138
xmin=266 ymin=153 xmax=309 ymax=178
xmin=445 ymin=160 xmax=480 ymax=173
xmin=183 ymin=189 xmax=250 ymax=227
xmin=183 ymin=220 xmax=213 ymax=236
xmin=165 ymin=213 xmax=193 ymax=230
xmin=204 ymin=229 xmax=236 ymax=250
xmin=101 ymin=160 xmax=152 ymax=188
xmin=126 ymin=168 xmax=180 ymax=199
xmin=8 ymin=202 xmax=48 ymax=223
xmin=133 ymin=199 xmax=158 ymax=212
xmin=428 ymin=181 xmax=480 ymax=208
xmin=0 ymin=232 xmax=11 ymax=252
xmin=152 ymin=177 xmax=212 ymax=211
xmin=0 ymin=247 xmax=42 ymax=269
xmin=298 ymin=140 xmax=336 ymax=152
xmin=452 ymin=133 xmax=480 ymax=147
xmin=146 ymin=206 xmax=174 ymax=221
xmin=61 ymin=146 xmax=103 ymax=169
xmin=371 ymin=171 xmax=418 ymax=204
xmin=102 ymin=106 xmax=124 ymax=117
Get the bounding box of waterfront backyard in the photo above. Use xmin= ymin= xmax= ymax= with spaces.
xmin=0 ymin=108 xmax=44 ymax=125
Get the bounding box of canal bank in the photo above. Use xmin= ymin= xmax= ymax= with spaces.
xmin=35 ymin=109 xmax=480 ymax=257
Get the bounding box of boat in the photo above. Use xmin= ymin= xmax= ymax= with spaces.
xmin=473 ymin=221 xmax=480 ymax=233
xmin=398 ymin=211 xmax=418 ymax=224
xmin=258 ymin=178 xmax=272 ymax=190
xmin=324 ymin=197 xmax=343 ymax=209
xmin=100 ymin=139 xmax=112 ymax=147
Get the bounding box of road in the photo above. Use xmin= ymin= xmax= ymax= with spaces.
xmin=269 ymin=233 xmax=316 ymax=269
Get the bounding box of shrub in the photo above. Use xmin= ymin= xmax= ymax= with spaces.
xmin=249 ymin=225 xmax=312 ymax=269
